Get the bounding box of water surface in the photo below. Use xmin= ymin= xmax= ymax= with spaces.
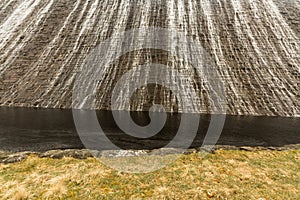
xmin=0 ymin=107 xmax=299 ymax=152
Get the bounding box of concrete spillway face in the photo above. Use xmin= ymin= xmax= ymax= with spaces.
xmin=72 ymin=27 xmax=226 ymax=173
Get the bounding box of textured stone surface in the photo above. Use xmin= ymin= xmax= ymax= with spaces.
xmin=0 ymin=0 xmax=299 ymax=116
xmin=1 ymin=144 xmax=300 ymax=164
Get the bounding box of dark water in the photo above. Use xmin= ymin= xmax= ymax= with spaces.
xmin=0 ymin=107 xmax=299 ymax=152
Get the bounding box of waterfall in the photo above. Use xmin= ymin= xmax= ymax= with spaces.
xmin=0 ymin=0 xmax=299 ymax=117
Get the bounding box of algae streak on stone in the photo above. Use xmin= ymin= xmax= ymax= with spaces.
xmin=0 ymin=0 xmax=299 ymax=117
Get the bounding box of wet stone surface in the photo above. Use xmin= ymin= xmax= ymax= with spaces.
xmin=1 ymin=144 xmax=300 ymax=164
xmin=0 ymin=0 xmax=299 ymax=117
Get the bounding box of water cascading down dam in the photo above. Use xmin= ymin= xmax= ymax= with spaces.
xmin=0 ymin=0 xmax=299 ymax=117
xmin=0 ymin=0 xmax=299 ymax=153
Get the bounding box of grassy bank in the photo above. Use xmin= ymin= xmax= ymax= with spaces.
xmin=0 ymin=150 xmax=299 ymax=199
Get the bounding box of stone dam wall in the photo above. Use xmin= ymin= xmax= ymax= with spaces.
xmin=0 ymin=0 xmax=299 ymax=116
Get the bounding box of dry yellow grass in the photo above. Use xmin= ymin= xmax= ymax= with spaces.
xmin=0 ymin=150 xmax=299 ymax=199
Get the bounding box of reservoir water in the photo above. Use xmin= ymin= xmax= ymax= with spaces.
xmin=0 ymin=107 xmax=299 ymax=152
